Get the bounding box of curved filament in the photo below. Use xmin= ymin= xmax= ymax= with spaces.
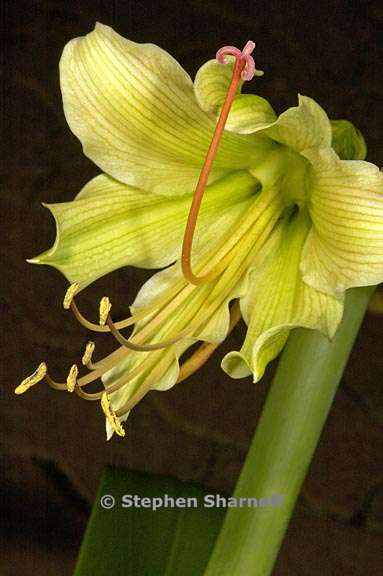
xmin=106 ymin=314 xmax=188 ymax=352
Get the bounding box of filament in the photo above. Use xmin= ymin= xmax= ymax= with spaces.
xmin=106 ymin=314 xmax=188 ymax=351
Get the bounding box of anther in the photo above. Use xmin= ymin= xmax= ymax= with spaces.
xmin=181 ymin=41 xmax=260 ymax=285
xmin=99 ymin=297 xmax=112 ymax=326
xmin=66 ymin=364 xmax=79 ymax=392
xmin=15 ymin=362 xmax=47 ymax=395
xmin=101 ymin=392 xmax=125 ymax=437
xmin=63 ymin=282 xmax=80 ymax=309
xmin=82 ymin=341 xmax=95 ymax=366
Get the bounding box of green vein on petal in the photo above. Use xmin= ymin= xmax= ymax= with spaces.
xmin=222 ymin=210 xmax=343 ymax=381
xmin=29 ymin=171 xmax=258 ymax=289
xmin=301 ymin=147 xmax=383 ymax=295
xmin=60 ymin=24 xmax=270 ymax=196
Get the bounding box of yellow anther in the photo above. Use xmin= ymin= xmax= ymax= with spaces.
xmin=63 ymin=282 xmax=80 ymax=309
xmin=15 ymin=362 xmax=47 ymax=395
xmin=66 ymin=364 xmax=78 ymax=392
xmin=101 ymin=392 xmax=125 ymax=437
xmin=99 ymin=297 xmax=112 ymax=326
xmin=82 ymin=341 xmax=95 ymax=366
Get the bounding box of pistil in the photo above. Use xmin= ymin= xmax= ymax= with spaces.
xmin=181 ymin=41 xmax=259 ymax=285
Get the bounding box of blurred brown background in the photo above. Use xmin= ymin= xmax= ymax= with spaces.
xmin=1 ymin=1 xmax=382 ymax=574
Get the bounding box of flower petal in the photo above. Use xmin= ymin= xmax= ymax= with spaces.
xmin=131 ymin=263 xmax=235 ymax=345
xmin=224 ymin=95 xmax=277 ymax=134
xmin=330 ymin=120 xmax=367 ymax=160
xmin=194 ymin=58 xmax=243 ymax=113
xmin=222 ymin=212 xmax=343 ymax=381
xmin=60 ymin=24 xmax=267 ymax=196
xmin=301 ymin=147 xmax=383 ymax=294
xmin=260 ymin=95 xmax=332 ymax=152
xmin=30 ymin=171 xmax=257 ymax=289
xmin=194 ymin=58 xmax=276 ymax=134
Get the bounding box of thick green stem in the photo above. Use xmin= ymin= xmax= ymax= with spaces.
xmin=204 ymin=286 xmax=374 ymax=576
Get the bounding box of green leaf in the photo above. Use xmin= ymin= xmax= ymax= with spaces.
xmin=74 ymin=467 xmax=225 ymax=576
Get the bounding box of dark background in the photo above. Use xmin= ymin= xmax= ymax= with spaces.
xmin=1 ymin=1 xmax=382 ymax=574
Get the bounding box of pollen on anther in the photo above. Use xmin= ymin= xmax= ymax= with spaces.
xmin=99 ymin=297 xmax=112 ymax=326
xmin=66 ymin=364 xmax=78 ymax=392
xmin=82 ymin=341 xmax=95 ymax=366
xmin=15 ymin=362 xmax=47 ymax=395
xmin=63 ymin=282 xmax=80 ymax=309
xmin=101 ymin=392 xmax=125 ymax=437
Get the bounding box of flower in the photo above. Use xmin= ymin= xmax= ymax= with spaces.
xmin=19 ymin=24 xmax=383 ymax=438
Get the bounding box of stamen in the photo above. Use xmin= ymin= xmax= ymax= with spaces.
xmin=66 ymin=364 xmax=79 ymax=392
xmin=45 ymin=372 xmax=67 ymax=390
xmin=82 ymin=341 xmax=96 ymax=367
xmin=106 ymin=314 xmax=188 ymax=352
xmin=75 ymin=386 xmax=102 ymax=401
xmin=70 ymin=299 xmax=110 ymax=333
xmin=15 ymin=362 xmax=47 ymax=394
xmin=63 ymin=282 xmax=80 ymax=309
xmin=181 ymin=41 xmax=259 ymax=286
xmin=41 ymin=348 xmax=133 ymax=393
xmin=67 ymin=280 xmax=186 ymax=333
xmin=74 ymin=360 xmax=148 ymax=401
xmin=101 ymin=392 xmax=125 ymax=437
xmin=99 ymin=297 xmax=112 ymax=326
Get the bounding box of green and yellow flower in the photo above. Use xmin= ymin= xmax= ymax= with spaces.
xmin=19 ymin=24 xmax=383 ymax=437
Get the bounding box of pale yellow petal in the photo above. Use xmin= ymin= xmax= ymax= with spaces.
xmin=30 ymin=171 xmax=257 ymax=289
xmin=301 ymin=147 xmax=383 ymax=294
xmin=258 ymin=95 xmax=332 ymax=151
xmin=60 ymin=24 xmax=268 ymax=196
xmin=222 ymin=213 xmax=344 ymax=381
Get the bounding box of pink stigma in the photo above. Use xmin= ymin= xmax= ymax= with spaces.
xmin=216 ymin=41 xmax=257 ymax=81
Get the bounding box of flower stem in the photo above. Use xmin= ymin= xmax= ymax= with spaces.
xmin=203 ymin=286 xmax=374 ymax=576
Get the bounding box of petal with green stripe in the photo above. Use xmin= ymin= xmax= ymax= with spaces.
xmin=60 ymin=24 xmax=267 ymax=196
xmin=194 ymin=58 xmax=243 ymax=113
xmin=194 ymin=58 xmax=276 ymax=134
xmin=301 ymin=147 xmax=383 ymax=294
xmin=222 ymin=211 xmax=343 ymax=381
xmin=30 ymin=171 xmax=258 ymax=289
xmin=260 ymin=95 xmax=332 ymax=152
